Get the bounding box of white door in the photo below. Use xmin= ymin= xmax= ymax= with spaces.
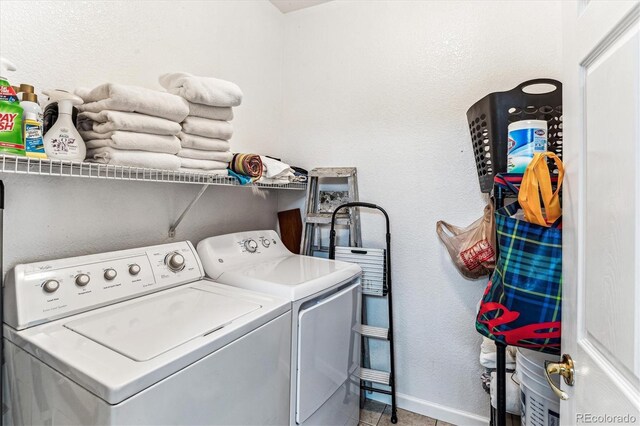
xmin=562 ymin=0 xmax=640 ymax=424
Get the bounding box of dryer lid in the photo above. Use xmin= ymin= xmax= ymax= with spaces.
xmin=218 ymin=256 xmax=361 ymax=301
xmin=65 ymin=287 xmax=260 ymax=361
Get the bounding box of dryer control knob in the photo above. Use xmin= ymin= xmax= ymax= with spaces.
xmin=75 ymin=274 xmax=90 ymax=287
xmin=104 ymin=268 xmax=117 ymax=281
xmin=43 ymin=279 xmax=60 ymax=293
xmin=261 ymin=239 xmax=271 ymax=248
xmin=244 ymin=239 xmax=258 ymax=253
xmin=165 ymin=252 xmax=185 ymax=272
xmin=128 ymin=264 xmax=141 ymax=275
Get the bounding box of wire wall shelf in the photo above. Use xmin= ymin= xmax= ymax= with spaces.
xmin=0 ymin=155 xmax=307 ymax=190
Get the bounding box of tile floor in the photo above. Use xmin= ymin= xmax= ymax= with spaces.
xmin=359 ymin=399 xmax=522 ymax=426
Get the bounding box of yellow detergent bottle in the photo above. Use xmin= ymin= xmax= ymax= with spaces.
xmin=0 ymin=58 xmax=25 ymax=156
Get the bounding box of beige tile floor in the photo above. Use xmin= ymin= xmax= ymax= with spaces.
xmin=359 ymin=399 xmax=521 ymax=426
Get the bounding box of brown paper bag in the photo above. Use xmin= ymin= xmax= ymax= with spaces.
xmin=436 ymin=203 xmax=496 ymax=279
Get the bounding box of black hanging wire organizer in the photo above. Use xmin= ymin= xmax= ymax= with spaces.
xmin=329 ymin=202 xmax=398 ymax=424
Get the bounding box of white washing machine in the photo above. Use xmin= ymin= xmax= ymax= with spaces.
xmin=197 ymin=230 xmax=362 ymax=426
xmin=2 ymin=241 xmax=291 ymax=426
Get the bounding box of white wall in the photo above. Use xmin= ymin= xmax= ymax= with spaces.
xmin=0 ymin=1 xmax=564 ymax=423
xmin=0 ymin=0 xmax=287 ymax=269
xmin=278 ymin=1 xmax=562 ymax=423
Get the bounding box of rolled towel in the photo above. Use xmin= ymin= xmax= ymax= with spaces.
xmin=76 ymin=84 xmax=189 ymax=122
xmin=181 ymin=116 xmax=233 ymax=139
xmin=188 ymin=102 xmax=233 ymax=121
xmin=159 ymin=72 xmax=243 ymax=107
xmin=179 ymin=167 xmax=228 ymax=176
xmin=84 ymin=132 xmax=181 ymax=155
xmin=86 ymin=147 xmax=181 ymax=170
xmin=177 ymin=148 xmax=233 ymax=162
xmin=178 ymin=132 xmax=231 ymax=152
xmin=229 ymin=153 xmax=263 ymax=178
xmin=77 ymin=110 xmax=181 ymax=136
xmin=180 ymin=157 xmax=228 ymax=170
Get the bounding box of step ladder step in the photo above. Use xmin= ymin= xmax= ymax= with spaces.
xmin=360 ymin=324 xmax=389 ymax=340
xmin=305 ymin=213 xmax=351 ymax=225
xmin=309 ymin=167 xmax=357 ymax=178
xmin=359 ymin=368 xmax=391 ymax=385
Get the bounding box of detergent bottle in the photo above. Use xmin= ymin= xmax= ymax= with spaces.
xmin=0 ymin=58 xmax=25 ymax=156
xmin=42 ymin=90 xmax=85 ymax=161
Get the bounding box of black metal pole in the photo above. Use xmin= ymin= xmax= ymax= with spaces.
xmin=493 ymin=185 xmax=506 ymax=426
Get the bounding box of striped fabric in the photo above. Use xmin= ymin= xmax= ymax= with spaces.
xmin=229 ymin=153 xmax=263 ymax=178
xmin=475 ymin=201 xmax=562 ymax=354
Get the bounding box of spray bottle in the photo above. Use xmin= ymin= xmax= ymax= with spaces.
xmin=42 ymin=90 xmax=85 ymax=161
xmin=0 ymin=58 xmax=25 ymax=156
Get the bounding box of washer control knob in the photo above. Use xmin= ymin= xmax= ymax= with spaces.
xmin=75 ymin=274 xmax=90 ymax=287
xmin=165 ymin=252 xmax=185 ymax=272
xmin=104 ymin=268 xmax=117 ymax=281
xmin=129 ymin=264 xmax=141 ymax=275
xmin=43 ymin=279 xmax=60 ymax=293
xmin=261 ymin=239 xmax=271 ymax=248
xmin=244 ymin=239 xmax=258 ymax=253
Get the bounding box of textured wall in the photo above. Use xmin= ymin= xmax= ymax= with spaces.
xmin=278 ymin=1 xmax=562 ymax=422
xmin=0 ymin=0 xmax=287 ymax=269
xmin=0 ymin=0 xmax=564 ymax=423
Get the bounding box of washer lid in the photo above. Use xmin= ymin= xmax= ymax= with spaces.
xmin=65 ymin=287 xmax=260 ymax=361
xmin=218 ymin=256 xmax=361 ymax=301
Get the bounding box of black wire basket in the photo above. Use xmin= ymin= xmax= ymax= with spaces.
xmin=467 ymin=79 xmax=563 ymax=193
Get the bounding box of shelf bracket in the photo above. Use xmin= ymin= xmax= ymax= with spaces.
xmin=168 ymin=184 xmax=211 ymax=238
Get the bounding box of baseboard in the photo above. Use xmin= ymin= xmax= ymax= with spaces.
xmin=396 ymin=392 xmax=490 ymax=426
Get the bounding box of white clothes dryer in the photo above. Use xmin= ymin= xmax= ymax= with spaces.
xmin=3 ymin=241 xmax=291 ymax=426
xmin=197 ymin=230 xmax=362 ymax=426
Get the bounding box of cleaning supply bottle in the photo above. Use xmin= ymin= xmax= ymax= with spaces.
xmin=22 ymin=92 xmax=45 ymax=158
xmin=42 ymin=90 xmax=85 ymax=161
xmin=0 ymin=58 xmax=25 ymax=156
xmin=18 ymin=83 xmax=34 ymax=101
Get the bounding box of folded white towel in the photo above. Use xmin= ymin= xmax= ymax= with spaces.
xmin=256 ymin=177 xmax=292 ymax=185
xmin=260 ymin=156 xmax=295 ymax=180
xmin=181 ymin=117 xmax=233 ymax=140
xmin=159 ymin=72 xmax=243 ymax=107
xmin=177 ymin=148 xmax=233 ymax=162
xmin=86 ymin=147 xmax=180 ymax=170
xmin=188 ymin=102 xmax=234 ymax=121
xmin=77 ymin=110 xmax=181 ymax=136
xmin=84 ymin=132 xmax=181 ymax=155
xmin=178 ymin=132 xmax=231 ymax=152
xmin=179 ymin=167 xmax=228 ymax=176
xmin=179 ymin=157 xmax=228 ymax=170
xmin=480 ymin=352 xmax=516 ymax=370
xmin=479 ymin=338 xmax=517 ymax=368
xmin=76 ymin=84 xmax=189 ymax=122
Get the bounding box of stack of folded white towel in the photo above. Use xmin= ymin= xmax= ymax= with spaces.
xmin=76 ymin=84 xmax=189 ymax=170
xmin=159 ymin=73 xmax=242 ymax=176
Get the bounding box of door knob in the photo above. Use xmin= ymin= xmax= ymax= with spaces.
xmin=544 ymin=353 xmax=575 ymax=400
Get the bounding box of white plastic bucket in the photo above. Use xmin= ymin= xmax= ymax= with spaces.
xmin=519 ymin=376 xmax=560 ymax=426
xmin=517 ymin=348 xmax=560 ymax=376
xmin=516 ymin=349 xmax=561 ymax=426
xmin=517 ymin=358 xmax=559 ymax=401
